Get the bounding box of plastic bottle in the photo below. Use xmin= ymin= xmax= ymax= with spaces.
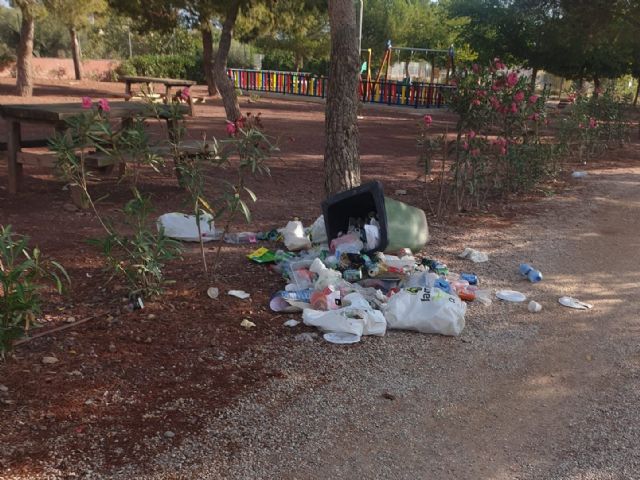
xmin=519 ymin=263 xmax=543 ymax=283
xmin=460 ymin=273 xmax=478 ymax=285
xmin=224 ymin=232 xmax=257 ymax=244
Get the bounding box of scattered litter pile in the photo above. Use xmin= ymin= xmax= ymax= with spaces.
xmin=158 ymin=183 xmax=594 ymax=344
xmin=248 ymin=214 xmax=487 ymax=344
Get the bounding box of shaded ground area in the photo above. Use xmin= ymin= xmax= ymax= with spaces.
xmin=0 ymin=78 xmax=639 ymax=479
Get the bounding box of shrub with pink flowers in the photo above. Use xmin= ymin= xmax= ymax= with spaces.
xmin=557 ymin=88 xmax=630 ymax=163
xmin=438 ymin=59 xmax=551 ymax=210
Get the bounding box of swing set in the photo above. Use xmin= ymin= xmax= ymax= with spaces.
xmin=374 ymin=40 xmax=455 ymax=84
xmin=360 ymin=40 xmax=455 ymax=106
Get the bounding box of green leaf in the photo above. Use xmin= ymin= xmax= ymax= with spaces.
xmin=238 ymin=200 xmax=251 ymax=223
xmin=243 ymin=187 xmax=257 ymax=202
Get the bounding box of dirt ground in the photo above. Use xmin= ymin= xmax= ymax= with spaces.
xmin=0 ymin=78 xmax=639 ymax=479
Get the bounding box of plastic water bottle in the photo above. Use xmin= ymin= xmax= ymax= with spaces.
xmin=460 ymin=273 xmax=478 ymax=285
xmin=519 ymin=263 xmax=543 ymax=283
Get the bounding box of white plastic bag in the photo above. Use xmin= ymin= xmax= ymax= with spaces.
xmin=459 ymin=247 xmax=489 ymax=263
xmin=157 ymin=212 xmax=216 ymax=242
xmin=309 ymin=257 xmax=343 ymax=290
xmin=364 ymin=224 xmax=380 ymax=250
xmin=383 ymin=287 xmax=466 ymax=336
xmin=302 ymin=293 xmax=387 ymax=337
xmin=382 ymin=253 xmax=416 ymax=270
xmin=281 ymin=220 xmax=312 ymax=251
xmin=310 ymin=215 xmax=328 ymax=244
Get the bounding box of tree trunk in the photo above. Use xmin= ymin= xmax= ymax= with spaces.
xmin=16 ymin=11 xmax=35 ymax=97
xmin=530 ymin=67 xmax=538 ymax=92
xmin=324 ymin=0 xmax=361 ymax=196
xmin=212 ymin=0 xmax=242 ymax=121
xmin=593 ymin=75 xmax=600 ymax=97
xmin=70 ymin=27 xmax=83 ymax=81
xmin=201 ymin=19 xmax=217 ymax=96
xmin=634 ymin=77 xmax=639 ymax=106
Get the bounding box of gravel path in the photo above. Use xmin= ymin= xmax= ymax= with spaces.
xmin=5 ymin=160 xmax=640 ymax=479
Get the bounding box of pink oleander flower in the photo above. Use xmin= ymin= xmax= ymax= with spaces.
xmin=462 ymin=141 xmax=469 ymax=151
xmin=493 ymin=137 xmax=507 ymax=148
xmin=493 ymin=58 xmax=505 ymax=70
xmin=226 ymin=121 xmax=237 ymax=136
xmin=468 ymin=130 xmax=476 ymax=140
xmin=81 ymin=97 xmax=92 ymax=109
xmin=423 ymin=115 xmax=433 ymax=126
xmin=180 ymin=87 xmax=190 ymax=99
xmin=506 ymin=72 xmax=519 ymax=88
xmin=493 ymin=137 xmax=508 ymax=155
xmin=514 ymin=91 xmax=525 ymax=102
xmin=528 ymin=113 xmax=540 ymax=121
xmin=97 ymin=98 xmax=110 ymax=112
xmin=510 ymin=102 xmax=518 ymax=113
xmin=589 ymin=117 xmax=597 ymax=129
xmin=529 ymin=94 xmax=539 ymax=104
xmin=477 ymin=90 xmax=486 ymax=98
xmin=472 ymin=98 xmax=481 ymax=106
xmin=578 ymin=123 xmax=584 ymax=129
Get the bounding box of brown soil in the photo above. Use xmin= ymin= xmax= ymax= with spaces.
xmin=0 ymin=78 xmax=637 ymax=477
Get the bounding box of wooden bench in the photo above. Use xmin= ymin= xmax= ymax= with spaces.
xmin=121 ymin=76 xmax=197 ymax=115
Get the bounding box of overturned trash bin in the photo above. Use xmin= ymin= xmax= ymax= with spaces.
xmin=322 ymin=181 xmax=429 ymax=253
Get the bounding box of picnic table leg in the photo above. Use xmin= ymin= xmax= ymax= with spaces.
xmin=125 ymin=81 xmax=132 ymax=101
xmin=7 ymin=121 xmax=23 ymax=194
xmin=165 ymin=86 xmax=172 ymax=104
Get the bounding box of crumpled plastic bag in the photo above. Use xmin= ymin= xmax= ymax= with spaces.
xmin=309 ymin=257 xmax=343 ymax=290
xmin=310 ymin=215 xmax=328 ymax=245
xmin=302 ymin=292 xmax=387 ymax=337
xmin=157 ymin=212 xmax=217 ymax=242
xmin=459 ymin=247 xmax=489 ymax=263
xmin=383 ymin=286 xmax=466 ymax=336
xmin=364 ymin=224 xmax=380 ymax=250
xmin=281 ymin=220 xmax=312 ymax=251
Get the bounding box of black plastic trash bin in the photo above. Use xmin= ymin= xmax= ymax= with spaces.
xmin=321 ymin=181 xmax=429 ymax=253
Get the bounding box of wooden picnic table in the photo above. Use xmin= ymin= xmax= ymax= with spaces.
xmin=0 ymin=101 xmax=187 ymax=194
xmin=121 ymin=75 xmax=196 ymax=114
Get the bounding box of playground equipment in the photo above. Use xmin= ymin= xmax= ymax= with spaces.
xmin=373 ymin=40 xmax=455 ymax=86
xmin=360 ymin=48 xmax=372 ymax=100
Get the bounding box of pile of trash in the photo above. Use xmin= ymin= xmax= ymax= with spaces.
xmin=158 ymin=182 xmax=593 ymax=345
xmin=244 ymin=215 xmax=489 ymax=344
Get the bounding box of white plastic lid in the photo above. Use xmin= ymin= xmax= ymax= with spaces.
xmin=323 ymin=332 xmax=361 ymax=344
xmin=496 ymin=290 xmax=527 ymax=302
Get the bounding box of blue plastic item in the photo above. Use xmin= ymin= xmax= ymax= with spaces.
xmin=519 ymin=263 xmax=543 ymax=283
xmin=460 ymin=273 xmax=478 ymax=285
xmin=434 ymin=278 xmax=452 ymax=294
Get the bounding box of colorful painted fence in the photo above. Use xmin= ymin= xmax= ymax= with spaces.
xmin=227 ymin=68 xmax=455 ymax=109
